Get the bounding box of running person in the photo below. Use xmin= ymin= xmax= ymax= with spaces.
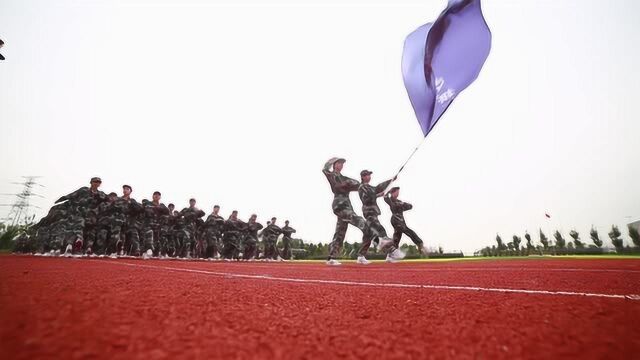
xmin=357 ymin=170 xmax=404 ymax=264
xmin=322 ymin=157 xmax=367 ymax=266
xmin=384 ymin=187 xmax=428 ymax=259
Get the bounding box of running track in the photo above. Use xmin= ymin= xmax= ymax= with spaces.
xmin=1 ymin=255 xmax=639 ymax=359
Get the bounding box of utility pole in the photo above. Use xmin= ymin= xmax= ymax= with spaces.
xmin=0 ymin=176 xmax=44 ymax=226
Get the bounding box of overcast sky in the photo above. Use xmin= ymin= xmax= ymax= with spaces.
xmin=1 ymin=0 xmax=639 ymax=254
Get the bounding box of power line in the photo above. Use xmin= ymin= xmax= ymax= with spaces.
xmin=0 ymin=176 xmax=44 ymax=226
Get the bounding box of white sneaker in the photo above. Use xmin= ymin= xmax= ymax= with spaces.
xmin=64 ymin=244 xmax=72 ymax=256
xmin=420 ymin=246 xmax=429 ymax=257
xmin=356 ymin=256 xmax=371 ymax=265
xmin=326 ymin=259 xmax=342 ymax=266
xmin=377 ymin=237 xmax=393 ymax=252
xmin=277 ymin=256 xmax=284 ymax=262
xmin=143 ymin=249 xmax=153 ymax=259
xmin=389 ymin=248 xmax=406 ymax=261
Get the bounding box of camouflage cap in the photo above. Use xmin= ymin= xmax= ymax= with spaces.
xmin=360 ymin=170 xmax=372 ymax=177
xmin=389 ymin=186 xmax=400 ymax=193
xmin=122 ymin=184 xmax=132 ymax=191
xmin=90 ymin=177 xmax=102 ymax=183
xmin=108 ymin=192 xmax=117 ymax=197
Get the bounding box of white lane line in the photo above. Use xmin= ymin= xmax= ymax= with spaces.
xmin=104 ymin=261 xmax=640 ymax=301
xmin=202 ymin=263 xmax=640 ymax=274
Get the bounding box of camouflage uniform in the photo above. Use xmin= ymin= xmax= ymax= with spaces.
xmin=384 ymin=194 xmax=424 ymax=249
xmin=280 ymin=224 xmax=296 ymax=260
xmin=194 ymin=218 xmax=206 ymax=258
xmin=243 ymin=220 xmax=263 ymax=260
xmin=82 ymin=207 xmax=100 ymax=253
xmin=173 ymin=215 xmax=190 ymax=258
xmin=161 ymin=212 xmax=177 ymax=257
xmin=114 ymin=198 xmax=130 ymax=254
xmin=358 ymin=177 xmax=393 ymax=256
xmin=222 ymin=217 xmax=246 ymax=259
xmin=120 ymin=197 xmax=143 ymax=256
xmin=322 ymin=159 xmax=366 ymax=259
xmin=263 ymin=223 xmax=282 ymax=260
xmin=177 ymin=207 xmax=205 ymax=258
xmin=55 ymin=186 xmax=107 ymax=252
xmin=203 ymin=213 xmax=225 ymax=258
xmin=64 ymin=208 xmax=86 ymax=253
xmin=14 ymin=233 xmax=32 ymax=253
xmin=96 ymin=200 xmax=117 ymax=255
xmin=48 ymin=218 xmax=67 ymax=252
xmin=34 ymin=202 xmax=69 ymax=253
xmin=141 ymin=200 xmax=170 ymax=256
xmin=257 ymin=223 xmax=269 ymax=258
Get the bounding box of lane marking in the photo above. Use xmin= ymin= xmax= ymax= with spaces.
xmin=183 ymin=263 xmax=640 ymax=274
xmin=104 ymin=260 xmax=640 ymax=301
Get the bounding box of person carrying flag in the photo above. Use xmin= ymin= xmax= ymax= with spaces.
xmin=357 ymin=170 xmax=403 ymax=264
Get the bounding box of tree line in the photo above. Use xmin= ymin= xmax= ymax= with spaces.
xmin=478 ymin=225 xmax=640 ymax=256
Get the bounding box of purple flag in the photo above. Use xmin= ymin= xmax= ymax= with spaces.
xmin=402 ymin=0 xmax=492 ymax=137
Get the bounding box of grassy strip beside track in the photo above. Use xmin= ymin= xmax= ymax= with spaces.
xmin=291 ymin=254 xmax=640 ymax=264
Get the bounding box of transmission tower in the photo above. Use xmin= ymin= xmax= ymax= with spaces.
xmin=0 ymin=176 xmax=44 ymax=226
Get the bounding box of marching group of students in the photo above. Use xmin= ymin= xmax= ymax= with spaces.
xmin=17 ymin=156 xmax=428 ymax=266
xmin=22 ymin=177 xmax=296 ymax=261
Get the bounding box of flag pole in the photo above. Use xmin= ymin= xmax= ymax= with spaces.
xmin=394 ymin=136 xmax=427 ymax=178
xmin=383 ymin=136 xmax=427 ymax=194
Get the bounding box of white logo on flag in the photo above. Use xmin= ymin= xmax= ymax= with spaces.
xmin=435 ymin=77 xmax=455 ymax=104
xmin=435 ymin=77 xmax=445 ymax=92
xmin=437 ymin=89 xmax=455 ymax=104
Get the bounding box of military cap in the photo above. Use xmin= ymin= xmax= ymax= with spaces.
xmin=327 ymin=157 xmax=346 ymax=166
xmin=153 ymin=191 xmax=161 ymax=196
xmin=360 ymin=170 xmax=373 ymax=177
xmin=108 ymin=192 xmax=117 ymax=197
xmin=389 ymin=186 xmax=400 ymax=193
xmin=90 ymin=177 xmax=102 ymax=183
xmin=122 ymin=184 xmax=132 ymax=191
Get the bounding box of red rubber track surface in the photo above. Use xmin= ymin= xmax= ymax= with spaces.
xmin=1 ymin=255 xmax=639 ymax=359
